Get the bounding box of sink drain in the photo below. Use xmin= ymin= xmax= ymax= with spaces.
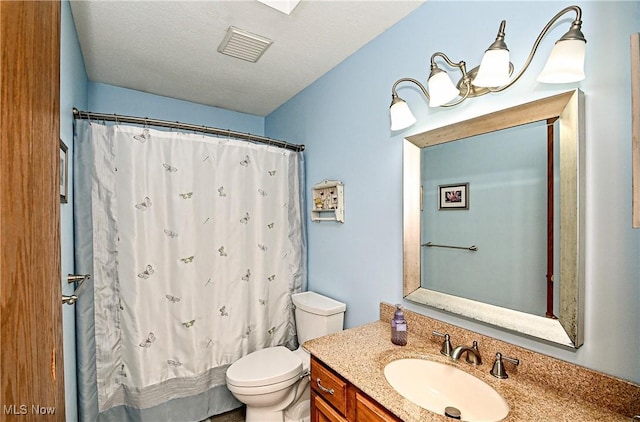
xmin=444 ymin=406 xmax=461 ymax=419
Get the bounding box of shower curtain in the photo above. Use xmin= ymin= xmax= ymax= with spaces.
xmin=73 ymin=120 xmax=306 ymax=422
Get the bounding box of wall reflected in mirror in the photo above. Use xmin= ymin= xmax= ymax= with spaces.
xmin=421 ymin=120 xmax=559 ymax=317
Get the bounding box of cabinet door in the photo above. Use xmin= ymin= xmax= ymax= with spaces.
xmin=311 ymin=391 xmax=348 ymax=422
xmin=354 ymin=391 xmax=402 ymax=422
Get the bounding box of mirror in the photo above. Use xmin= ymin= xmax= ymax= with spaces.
xmin=403 ymin=90 xmax=585 ymax=348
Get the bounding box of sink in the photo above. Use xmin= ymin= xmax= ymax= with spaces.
xmin=384 ymin=358 xmax=509 ymax=421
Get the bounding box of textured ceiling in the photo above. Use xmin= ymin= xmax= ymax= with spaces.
xmin=70 ymin=1 xmax=425 ymax=117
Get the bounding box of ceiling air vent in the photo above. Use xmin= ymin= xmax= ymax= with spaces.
xmin=217 ymin=26 xmax=273 ymax=63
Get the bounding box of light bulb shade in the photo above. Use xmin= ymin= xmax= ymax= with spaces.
xmin=472 ymin=49 xmax=511 ymax=88
xmin=390 ymin=98 xmax=416 ymax=131
xmin=537 ymin=39 xmax=586 ymax=83
xmin=427 ymin=70 xmax=459 ymax=107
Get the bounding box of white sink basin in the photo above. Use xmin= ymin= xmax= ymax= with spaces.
xmin=384 ymin=358 xmax=509 ymax=421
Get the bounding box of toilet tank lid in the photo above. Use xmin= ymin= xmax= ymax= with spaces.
xmin=292 ymin=291 xmax=346 ymax=316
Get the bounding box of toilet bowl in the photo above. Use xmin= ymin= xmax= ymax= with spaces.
xmin=226 ymin=291 xmax=346 ymax=422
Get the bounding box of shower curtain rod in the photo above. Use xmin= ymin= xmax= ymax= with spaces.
xmin=72 ymin=108 xmax=305 ymax=152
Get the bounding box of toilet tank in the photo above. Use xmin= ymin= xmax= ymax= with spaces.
xmin=291 ymin=291 xmax=346 ymax=345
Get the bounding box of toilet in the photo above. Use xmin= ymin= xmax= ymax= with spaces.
xmin=226 ymin=291 xmax=346 ymax=422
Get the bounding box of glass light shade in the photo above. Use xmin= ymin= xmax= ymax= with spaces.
xmin=472 ymin=49 xmax=511 ymax=87
xmin=537 ymin=39 xmax=586 ymax=83
xmin=427 ymin=71 xmax=459 ymax=107
xmin=390 ymin=99 xmax=416 ymax=131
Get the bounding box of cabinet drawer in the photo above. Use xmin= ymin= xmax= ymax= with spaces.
xmin=311 ymin=358 xmax=348 ymax=415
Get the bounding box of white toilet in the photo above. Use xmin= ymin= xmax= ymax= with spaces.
xmin=226 ymin=291 xmax=346 ymax=422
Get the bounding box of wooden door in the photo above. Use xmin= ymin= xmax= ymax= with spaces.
xmin=0 ymin=1 xmax=65 ymax=420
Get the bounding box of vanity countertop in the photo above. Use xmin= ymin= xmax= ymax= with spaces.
xmin=303 ymin=320 xmax=633 ymax=422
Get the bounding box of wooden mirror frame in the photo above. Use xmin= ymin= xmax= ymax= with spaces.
xmin=403 ymin=89 xmax=585 ymax=348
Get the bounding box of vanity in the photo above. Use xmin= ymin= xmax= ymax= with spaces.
xmin=305 ymin=303 xmax=640 ymax=421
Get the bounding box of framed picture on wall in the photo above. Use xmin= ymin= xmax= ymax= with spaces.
xmin=60 ymin=139 xmax=68 ymax=204
xmin=438 ymin=183 xmax=468 ymax=210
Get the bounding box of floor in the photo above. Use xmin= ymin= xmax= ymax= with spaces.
xmin=204 ymin=407 xmax=245 ymax=422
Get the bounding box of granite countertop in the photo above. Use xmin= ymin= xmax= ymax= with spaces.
xmin=303 ymin=321 xmax=630 ymax=422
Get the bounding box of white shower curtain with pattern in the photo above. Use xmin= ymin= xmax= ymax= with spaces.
xmin=74 ymin=120 xmax=305 ymax=421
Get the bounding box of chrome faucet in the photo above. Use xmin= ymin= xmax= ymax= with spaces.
xmin=451 ymin=340 xmax=482 ymax=365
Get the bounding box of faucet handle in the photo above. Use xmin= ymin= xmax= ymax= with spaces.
xmin=466 ymin=341 xmax=482 ymax=365
xmin=432 ymin=331 xmax=453 ymax=357
xmin=490 ymin=352 xmax=520 ymax=379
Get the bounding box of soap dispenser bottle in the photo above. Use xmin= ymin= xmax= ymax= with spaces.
xmin=391 ymin=304 xmax=407 ymax=346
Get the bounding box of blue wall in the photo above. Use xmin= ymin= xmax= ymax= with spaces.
xmin=266 ymin=1 xmax=640 ymax=384
xmin=60 ymin=1 xmax=88 ymax=420
xmin=87 ymin=83 xmax=264 ymax=136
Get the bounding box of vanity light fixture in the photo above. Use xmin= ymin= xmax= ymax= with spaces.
xmin=389 ymin=5 xmax=586 ymax=131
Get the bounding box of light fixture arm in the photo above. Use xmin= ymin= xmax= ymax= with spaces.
xmin=489 ymin=5 xmax=585 ymax=93
xmin=430 ymin=52 xmax=466 ymax=74
xmin=391 ymin=77 xmax=430 ymax=102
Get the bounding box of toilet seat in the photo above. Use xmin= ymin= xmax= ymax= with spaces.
xmin=227 ymin=346 xmax=303 ymax=389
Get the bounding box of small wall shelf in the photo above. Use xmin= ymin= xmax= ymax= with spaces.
xmin=311 ymin=180 xmax=344 ymax=223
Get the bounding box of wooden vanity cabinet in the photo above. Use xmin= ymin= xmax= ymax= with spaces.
xmin=311 ymin=356 xmax=401 ymax=422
